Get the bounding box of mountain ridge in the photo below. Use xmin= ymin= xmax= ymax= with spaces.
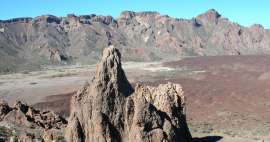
xmin=1 ymin=9 xmax=270 ymax=73
xmin=1 ymin=9 xmax=264 ymax=28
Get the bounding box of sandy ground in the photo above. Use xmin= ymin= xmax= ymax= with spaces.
xmin=0 ymin=62 xmax=171 ymax=104
xmin=1 ymin=56 xmax=270 ymax=142
xmin=0 ymin=68 xmax=88 ymax=104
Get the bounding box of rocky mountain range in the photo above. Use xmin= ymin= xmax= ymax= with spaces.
xmin=1 ymin=9 xmax=270 ymax=72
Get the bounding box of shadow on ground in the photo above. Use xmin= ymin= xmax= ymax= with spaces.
xmin=192 ymin=136 xmax=223 ymax=142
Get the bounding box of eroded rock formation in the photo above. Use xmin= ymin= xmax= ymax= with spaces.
xmin=0 ymin=100 xmax=67 ymax=142
xmin=66 ymin=46 xmax=192 ymax=142
xmin=0 ymin=100 xmax=67 ymax=129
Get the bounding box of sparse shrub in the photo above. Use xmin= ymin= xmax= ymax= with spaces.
xmin=0 ymin=126 xmax=13 ymax=141
xmin=22 ymin=71 xmax=30 ymax=74
xmin=56 ymin=135 xmax=66 ymax=142
xmin=0 ymin=126 xmax=11 ymax=136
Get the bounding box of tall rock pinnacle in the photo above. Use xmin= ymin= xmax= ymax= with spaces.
xmin=94 ymin=46 xmax=134 ymax=96
xmin=66 ymin=46 xmax=192 ymax=142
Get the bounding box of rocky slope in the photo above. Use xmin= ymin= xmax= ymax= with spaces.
xmin=66 ymin=46 xmax=192 ymax=142
xmin=0 ymin=100 xmax=67 ymax=141
xmin=1 ymin=9 xmax=270 ymax=72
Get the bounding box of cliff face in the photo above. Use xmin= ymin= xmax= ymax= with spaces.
xmin=66 ymin=46 xmax=192 ymax=142
xmin=1 ymin=9 xmax=270 ymax=72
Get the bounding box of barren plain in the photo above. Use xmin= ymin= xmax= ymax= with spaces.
xmin=1 ymin=55 xmax=270 ymax=142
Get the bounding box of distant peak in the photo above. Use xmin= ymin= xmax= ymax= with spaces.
xmin=67 ymin=14 xmax=77 ymax=18
xmin=250 ymin=24 xmax=264 ymax=29
xmin=137 ymin=11 xmax=160 ymax=16
xmin=195 ymin=9 xmax=221 ymax=25
xmin=197 ymin=9 xmax=221 ymax=19
xmin=119 ymin=11 xmax=136 ymax=19
xmin=206 ymin=9 xmax=221 ymax=17
xmin=33 ymin=15 xmax=61 ymax=24
xmin=207 ymin=9 xmax=220 ymax=15
xmin=119 ymin=11 xmax=160 ymax=19
xmin=120 ymin=11 xmax=136 ymax=15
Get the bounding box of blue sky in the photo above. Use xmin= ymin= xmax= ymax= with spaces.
xmin=1 ymin=0 xmax=270 ymax=28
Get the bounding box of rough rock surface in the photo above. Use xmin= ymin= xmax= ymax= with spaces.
xmin=0 ymin=100 xmax=67 ymax=129
xmin=0 ymin=100 xmax=67 ymax=142
xmin=2 ymin=9 xmax=270 ymax=72
xmin=66 ymin=46 xmax=192 ymax=142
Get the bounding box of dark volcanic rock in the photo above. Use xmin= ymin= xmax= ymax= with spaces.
xmin=0 ymin=100 xmax=12 ymax=120
xmin=66 ymin=46 xmax=192 ymax=142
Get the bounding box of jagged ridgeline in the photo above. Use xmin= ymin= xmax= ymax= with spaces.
xmin=66 ymin=46 xmax=192 ymax=142
xmin=1 ymin=9 xmax=270 ymax=73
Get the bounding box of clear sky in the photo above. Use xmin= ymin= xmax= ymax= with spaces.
xmin=1 ymin=0 xmax=270 ymax=28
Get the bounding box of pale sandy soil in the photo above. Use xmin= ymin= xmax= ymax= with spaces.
xmin=0 ymin=62 xmax=172 ymax=105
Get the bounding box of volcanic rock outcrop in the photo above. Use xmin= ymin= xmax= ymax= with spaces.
xmin=0 ymin=100 xmax=67 ymax=129
xmin=0 ymin=100 xmax=67 ymax=141
xmin=66 ymin=46 xmax=192 ymax=142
